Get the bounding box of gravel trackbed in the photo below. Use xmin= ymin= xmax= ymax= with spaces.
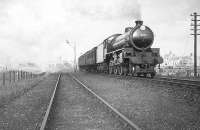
xmin=74 ymin=72 xmax=200 ymax=130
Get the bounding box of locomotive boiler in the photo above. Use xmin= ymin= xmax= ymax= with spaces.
xmin=107 ymin=20 xmax=154 ymax=52
xmin=78 ymin=20 xmax=163 ymax=78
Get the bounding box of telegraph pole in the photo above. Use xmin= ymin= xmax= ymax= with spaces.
xmin=74 ymin=43 xmax=76 ymax=72
xmin=191 ymin=12 xmax=200 ymax=77
xmin=66 ymin=40 xmax=77 ymax=72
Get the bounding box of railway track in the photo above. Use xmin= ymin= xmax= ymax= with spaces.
xmin=129 ymin=76 xmax=200 ymax=89
xmin=151 ymin=77 xmax=200 ymax=88
xmin=40 ymin=74 xmax=61 ymax=130
xmin=40 ymin=73 xmax=141 ymax=130
xmin=72 ymin=75 xmax=141 ymax=130
xmin=74 ymin=72 xmax=200 ymax=129
xmin=96 ymin=72 xmax=200 ymax=89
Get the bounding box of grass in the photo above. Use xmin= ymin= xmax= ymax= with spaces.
xmin=0 ymin=75 xmax=45 ymax=107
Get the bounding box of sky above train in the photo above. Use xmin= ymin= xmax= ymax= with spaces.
xmin=0 ymin=0 xmax=199 ymax=70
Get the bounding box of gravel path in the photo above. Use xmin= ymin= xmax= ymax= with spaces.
xmin=0 ymin=74 xmax=58 ymax=130
xmin=45 ymin=74 xmax=126 ymax=130
xmin=74 ymin=72 xmax=200 ymax=130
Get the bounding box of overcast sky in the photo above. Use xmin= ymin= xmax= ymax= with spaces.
xmin=0 ymin=0 xmax=199 ymax=69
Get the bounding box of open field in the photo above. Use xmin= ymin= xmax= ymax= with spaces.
xmin=0 ymin=75 xmax=45 ymax=108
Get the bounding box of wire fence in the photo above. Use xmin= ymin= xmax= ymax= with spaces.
xmin=0 ymin=70 xmax=43 ymax=86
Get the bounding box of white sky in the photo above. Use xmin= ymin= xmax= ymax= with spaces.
xmin=0 ymin=0 xmax=200 ymax=69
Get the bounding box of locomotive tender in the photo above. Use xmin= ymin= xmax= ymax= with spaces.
xmin=78 ymin=20 xmax=163 ymax=77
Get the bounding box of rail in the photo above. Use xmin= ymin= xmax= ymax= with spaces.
xmin=71 ymin=75 xmax=141 ymax=130
xmin=151 ymin=77 xmax=200 ymax=88
xmin=40 ymin=74 xmax=61 ymax=130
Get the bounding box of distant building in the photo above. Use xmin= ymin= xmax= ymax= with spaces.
xmin=161 ymin=52 xmax=194 ymax=67
xmin=46 ymin=61 xmax=73 ymax=73
xmin=158 ymin=52 xmax=200 ymax=77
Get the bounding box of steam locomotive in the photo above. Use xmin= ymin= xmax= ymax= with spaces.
xmin=78 ymin=20 xmax=163 ymax=78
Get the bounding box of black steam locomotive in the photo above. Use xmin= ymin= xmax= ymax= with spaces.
xmin=78 ymin=20 xmax=163 ymax=78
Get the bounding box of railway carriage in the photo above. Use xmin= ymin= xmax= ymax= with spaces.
xmin=78 ymin=47 xmax=97 ymax=72
xmin=78 ymin=20 xmax=163 ymax=78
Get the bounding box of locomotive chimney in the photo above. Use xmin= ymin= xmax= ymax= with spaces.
xmin=135 ymin=20 xmax=143 ymax=26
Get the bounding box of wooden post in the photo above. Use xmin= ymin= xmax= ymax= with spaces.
xmin=9 ymin=71 xmax=11 ymax=83
xmin=23 ymin=72 xmax=25 ymax=80
xmin=191 ymin=12 xmax=200 ymax=77
xmin=17 ymin=71 xmax=20 ymax=81
xmin=20 ymin=70 xmax=22 ymax=80
xmin=13 ymin=71 xmax=15 ymax=82
xmin=2 ymin=71 xmax=5 ymax=86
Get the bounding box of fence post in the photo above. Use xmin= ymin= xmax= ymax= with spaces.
xmin=23 ymin=71 xmax=25 ymax=80
xmin=24 ymin=72 xmax=25 ymax=80
xmin=28 ymin=72 xmax=30 ymax=79
xmin=9 ymin=71 xmax=11 ymax=83
xmin=3 ymin=71 xmax=5 ymax=86
xmin=22 ymin=71 xmax=24 ymax=80
xmin=13 ymin=71 xmax=15 ymax=82
xmin=17 ymin=71 xmax=20 ymax=81
xmin=25 ymin=72 xmax=27 ymax=80
xmin=20 ymin=70 xmax=22 ymax=80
